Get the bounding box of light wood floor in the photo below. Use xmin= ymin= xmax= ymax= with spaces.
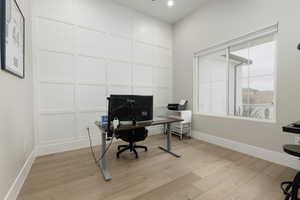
xmin=18 ymin=135 xmax=296 ymax=200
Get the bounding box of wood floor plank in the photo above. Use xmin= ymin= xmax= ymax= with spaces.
xmin=18 ymin=135 xmax=297 ymax=200
xmin=132 ymin=172 xmax=201 ymax=200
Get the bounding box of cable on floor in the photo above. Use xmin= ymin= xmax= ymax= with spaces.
xmin=87 ymin=127 xmax=115 ymax=165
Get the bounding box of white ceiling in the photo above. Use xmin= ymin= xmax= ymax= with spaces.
xmin=112 ymin=0 xmax=209 ymax=24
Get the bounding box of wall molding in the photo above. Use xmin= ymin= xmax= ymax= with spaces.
xmin=33 ymin=0 xmax=173 ymax=158
xmin=36 ymin=16 xmax=171 ymax=53
xmin=4 ymin=150 xmax=36 ymax=200
xmin=36 ymin=137 xmax=101 ymax=156
xmin=36 ymin=127 xmax=163 ymax=157
xmin=192 ymin=130 xmax=300 ymax=170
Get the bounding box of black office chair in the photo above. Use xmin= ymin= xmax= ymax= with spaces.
xmin=281 ymin=144 xmax=300 ymax=200
xmin=116 ymin=127 xmax=148 ymax=159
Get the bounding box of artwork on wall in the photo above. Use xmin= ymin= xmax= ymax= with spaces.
xmin=0 ymin=0 xmax=25 ymax=78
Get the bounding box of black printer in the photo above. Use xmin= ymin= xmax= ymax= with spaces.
xmin=283 ymin=121 xmax=300 ymax=134
xmin=167 ymin=100 xmax=188 ymax=111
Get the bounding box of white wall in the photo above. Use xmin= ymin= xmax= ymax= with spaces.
xmin=0 ymin=0 xmax=34 ymax=199
xmin=32 ymin=0 xmax=173 ymax=155
xmin=173 ymin=0 xmax=300 ymax=152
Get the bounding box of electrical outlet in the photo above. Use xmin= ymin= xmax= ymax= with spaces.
xmin=295 ymin=136 xmax=300 ymax=145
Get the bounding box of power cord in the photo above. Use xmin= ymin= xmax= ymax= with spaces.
xmin=87 ymin=127 xmax=115 ymax=164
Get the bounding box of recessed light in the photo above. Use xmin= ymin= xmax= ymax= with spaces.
xmin=167 ymin=0 xmax=175 ymax=7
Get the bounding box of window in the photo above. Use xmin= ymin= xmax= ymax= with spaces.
xmin=194 ymin=24 xmax=277 ymax=121
xmin=197 ymin=49 xmax=227 ymax=115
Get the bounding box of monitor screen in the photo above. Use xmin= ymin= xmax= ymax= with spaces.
xmin=108 ymin=95 xmax=153 ymax=123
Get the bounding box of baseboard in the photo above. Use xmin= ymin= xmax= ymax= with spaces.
xmin=192 ymin=130 xmax=300 ymax=170
xmin=36 ymin=126 xmax=163 ymax=156
xmin=4 ymin=150 xmax=36 ymax=200
xmin=36 ymin=137 xmax=102 ymax=156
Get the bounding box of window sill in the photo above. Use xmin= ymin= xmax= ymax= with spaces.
xmin=193 ymin=112 xmax=277 ymax=124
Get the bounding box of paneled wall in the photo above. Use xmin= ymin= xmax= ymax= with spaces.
xmin=32 ymin=0 xmax=173 ymax=155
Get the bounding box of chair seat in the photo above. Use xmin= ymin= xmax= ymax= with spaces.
xmin=283 ymin=144 xmax=300 ymax=158
xmin=117 ymin=128 xmax=148 ymax=143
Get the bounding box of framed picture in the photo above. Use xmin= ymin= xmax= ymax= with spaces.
xmin=0 ymin=0 xmax=25 ymax=78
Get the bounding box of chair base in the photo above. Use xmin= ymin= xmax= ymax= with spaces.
xmin=281 ymin=171 xmax=300 ymax=200
xmin=117 ymin=143 xmax=148 ymax=159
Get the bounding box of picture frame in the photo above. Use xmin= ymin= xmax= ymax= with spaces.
xmin=0 ymin=0 xmax=25 ymax=78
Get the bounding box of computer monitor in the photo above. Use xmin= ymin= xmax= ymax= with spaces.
xmin=108 ymin=94 xmax=153 ymax=124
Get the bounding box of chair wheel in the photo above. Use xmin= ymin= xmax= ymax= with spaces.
xmin=133 ymin=149 xmax=139 ymax=159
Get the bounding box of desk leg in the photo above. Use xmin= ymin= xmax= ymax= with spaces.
xmin=98 ymin=130 xmax=112 ymax=181
xmin=159 ymin=123 xmax=181 ymax=158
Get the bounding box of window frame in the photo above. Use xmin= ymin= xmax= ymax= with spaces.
xmin=193 ymin=23 xmax=278 ymax=123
